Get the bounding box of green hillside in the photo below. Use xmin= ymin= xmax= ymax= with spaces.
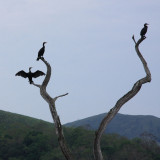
xmin=65 ymin=113 xmax=160 ymax=142
xmin=0 ymin=110 xmax=160 ymax=160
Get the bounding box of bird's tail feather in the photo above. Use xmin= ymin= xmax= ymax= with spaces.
xmin=29 ymin=81 xmax=33 ymax=84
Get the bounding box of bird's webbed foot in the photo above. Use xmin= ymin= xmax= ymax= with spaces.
xmin=141 ymin=35 xmax=146 ymax=39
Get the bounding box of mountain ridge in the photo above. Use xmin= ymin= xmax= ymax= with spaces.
xmin=0 ymin=109 xmax=160 ymax=142
xmin=65 ymin=112 xmax=160 ymax=141
xmin=0 ymin=109 xmax=160 ymax=159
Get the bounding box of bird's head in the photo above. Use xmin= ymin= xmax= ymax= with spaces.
xmin=43 ymin=42 xmax=47 ymax=45
xmin=29 ymin=67 xmax=32 ymax=71
xmin=144 ymin=23 xmax=149 ymax=26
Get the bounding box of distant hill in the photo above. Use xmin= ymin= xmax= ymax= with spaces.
xmin=0 ymin=110 xmax=160 ymax=160
xmin=65 ymin=113 xmax=160 ymax=142
xmin=0 ymin=109 xmax=54 ymax=135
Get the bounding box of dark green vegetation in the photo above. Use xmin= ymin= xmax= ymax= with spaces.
xmin=0 ymin=110 xmax=160 ymax=160
xmin=65 ymin=113 xmax=160 ymax=142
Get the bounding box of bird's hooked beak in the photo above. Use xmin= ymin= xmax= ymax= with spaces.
xmin=145 ymin=23 xmax=149 ymax=26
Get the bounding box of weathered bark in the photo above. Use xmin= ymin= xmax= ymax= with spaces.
xmin=32 ymin=58 xmax=73 ymax=160
xmin=93 ymin=36 xmax=151 ymax=160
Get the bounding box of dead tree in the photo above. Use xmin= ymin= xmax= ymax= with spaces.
xmin=93 ymin=36 xmax=151 ymax=160
xmin=32 ymin=58 xmax=73 ymax=160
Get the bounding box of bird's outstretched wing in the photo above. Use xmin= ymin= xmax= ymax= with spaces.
xmin=32 ymin=70 xmax=45 ymax=78
xmin=15 ymin=70 xmax=28 ymax=78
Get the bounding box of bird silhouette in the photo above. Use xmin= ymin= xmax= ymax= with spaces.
xmin=15 ymin=67 xmax=45 ymax=84
xmin=37 ymin=42 xmax=47 ymax=61
xmin=140 ymin=23 xmax=149 ymax=38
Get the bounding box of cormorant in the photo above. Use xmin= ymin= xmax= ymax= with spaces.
xmin=37 ymin=42 xmax=47 ymax=61
xmin=140 ymin=23 xmax=149 ymax=38
xmin=15 ymin=67 xmax=45 ymax=84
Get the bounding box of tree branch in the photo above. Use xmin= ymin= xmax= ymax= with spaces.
xmin=132 ymin=35 xmax=137 ymax=44
xmin=32 ymin=82 xmax=41 ymax=88
xmin=32 ymin=57 xmax=73 ymax=160
xmin=93 ymin=36 xmax=151 ymax=160
xmin=53 ymin=93 xmax=69 ymax=102
xmin=41 ymin=57 xmax=52 ymax=90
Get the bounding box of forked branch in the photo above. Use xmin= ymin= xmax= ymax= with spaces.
xmin=93 ymin=36 xmax=151 ymax=160
xmin=32 ymin=57 xmax=73 ymax=160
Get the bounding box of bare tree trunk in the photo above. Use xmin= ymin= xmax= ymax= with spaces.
xmin=93 ymin=36 xmax=151 ymax=160
xmin=32 ymin=58 xmax=73 ymax=160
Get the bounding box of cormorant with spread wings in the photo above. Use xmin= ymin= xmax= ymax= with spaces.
xmin=15 ymin=67 xmax=45 ymax=84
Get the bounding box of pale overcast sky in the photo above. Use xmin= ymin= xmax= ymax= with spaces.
xmin=0 ymin=0 xmax=160 ymax=124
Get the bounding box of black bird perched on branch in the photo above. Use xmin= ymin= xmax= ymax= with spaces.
xmin=140 ymin=23 xmax=149 ymax=38
xmin=37 ymin=42 xmax=47 ymax=61
xmin=15 ymin=67 xmax=45 ymax=84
